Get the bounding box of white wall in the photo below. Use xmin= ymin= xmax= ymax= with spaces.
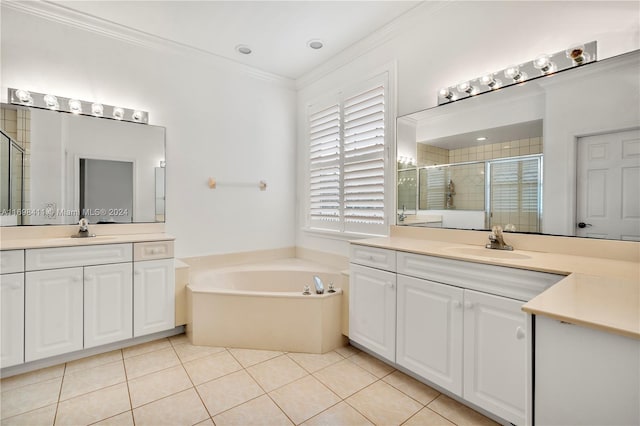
xmin=1 ymin=7 xmax=297 ymax=257
xmin=296 ymin=0 xmax=640 ymax=257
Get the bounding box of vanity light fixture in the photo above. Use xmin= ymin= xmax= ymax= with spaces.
xmin=160 ymin=160 xmax=166 ymax=168
xmin=8 ymin=88 xmax=149 ymax=124
xmin=504 ymin=65 xmax=527 ymax=83
xmin=436 ymin=41 xmax=597 ymax=105
xmin=43 ymin=94 xmax=59 ymax=110
xmin=91 ymin=103 xmax=104 ymax=117
xmin=68 ymin=99 xmax=82 ymax=114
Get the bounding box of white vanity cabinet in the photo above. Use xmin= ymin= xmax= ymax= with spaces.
xmin=349 ymin=245 xmax=397 ymax=362
xmin=133 ymin=242 xmax=175 ymax=337
xmin=1 ymin=254 xmax=25 ymax=368
xmin=84 ymin=263 xmax=133 ymax=348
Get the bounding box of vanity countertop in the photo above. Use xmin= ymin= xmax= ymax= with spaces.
xmin=351 ymin=236 xmax=640 ymax=339
xmin=0 ymin=233 xmax=175 ymax=250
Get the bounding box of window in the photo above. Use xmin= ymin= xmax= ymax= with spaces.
xmin=307 ymin=73 xmax=390 ymax=236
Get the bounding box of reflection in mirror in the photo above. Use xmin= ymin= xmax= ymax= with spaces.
xmin=397 ymin=50 xmax=640 ymax=240
xmin=0 ymin=103 xmax=166 ymax=226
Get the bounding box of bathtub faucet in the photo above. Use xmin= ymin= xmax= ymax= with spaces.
xmin=313 ymin=276 xmax=325 ymax=294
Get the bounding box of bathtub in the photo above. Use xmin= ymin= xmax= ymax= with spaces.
xmin=186 ymin=259 xmax=345 ymax=353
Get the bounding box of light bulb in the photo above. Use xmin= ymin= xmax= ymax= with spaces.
xmin=533 ymin=54 xmax=556 ymax=74
xmin=438 ymin=87 xmax=454 ymax=100
xmin=113 ymin=107 xmax=124 ymax=120
xmin=68 ymin=99 xmax=82 ymax=114
xmin=566 ymin=43 xmax=589 ymax=65
xmin=43 ymin=94 xmax=59 ymax=110
xmin=457 ymin=81 xmax=471 ymax=93
xmin=480 ymin=73 xmax=501 ymax=89
xmin=91 ymin=103 xmax=104 ymax=117
xmin=15 ymin=89 xmax=33 ymax=105
xmin=504 ymin=65 xmax=527 ymax=82
xmin=132 ymin=110 xmax=144 ymax=122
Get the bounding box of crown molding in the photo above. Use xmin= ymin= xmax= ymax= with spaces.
xmin=2 ymin=0 xmax=296 ymax=90
xmin=295 ymin=0 xmax=453 ymax=90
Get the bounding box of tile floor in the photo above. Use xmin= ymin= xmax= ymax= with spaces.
xmin=0 ymin=335 xmax=499 ymax=426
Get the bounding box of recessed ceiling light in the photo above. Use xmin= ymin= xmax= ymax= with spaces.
xmin=307 ymin=39 xmax=324 ymax=50
xmin=476 ymin=137 xmax=488 ymax=141
xmin=236 ymin=44 xmax=252 ymax=55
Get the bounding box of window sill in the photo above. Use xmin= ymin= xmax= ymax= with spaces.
xmin=301 ymin=227 xmax=388 ymax=242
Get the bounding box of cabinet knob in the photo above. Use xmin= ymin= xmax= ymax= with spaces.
xmin=368 ymin=255 xmax=375 ymax=261
xmin=452 ymin=300 xmax=462 ymax=309
xmin=134 ymin=270 xmax=141 ymax=276
xmin=464 ymin=301 xmax=474 ymax=309
xmin=10 ymin=283 xmax=21 ymax=290
xmin=85 ymin=274 xmax=94 ymax=281
xmin=516 ymin=327 xmax=526 ymax=340
xmin=387 ymin=282 xmax=395 ymax=290
xmin=72 ymin=276 xmax=81 ymax=282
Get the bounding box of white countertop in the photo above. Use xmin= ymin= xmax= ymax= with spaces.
xmin=0 ymin=233 xmax=174 ymax=250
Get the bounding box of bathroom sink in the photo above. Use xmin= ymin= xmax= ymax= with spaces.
xmin=445 ymin=246 xmax=532 ymax=260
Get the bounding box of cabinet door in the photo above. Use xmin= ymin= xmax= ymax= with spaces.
xmin=84 ymin=263 xmax=133 ymax=348
xmin=349 ymin=264 xmax=396 ymax=362
xmin=1 ymin=273 xmax=24 ymax=368
xmin=397 ymin=275 xmax=463 ymax=395
xmin=134 ymin=259 xmax=175 ymax=337
xmin=463 ymin=290 xmax=526 ymax=426
xmin=25 ymin=268 xmax=83 ymax=362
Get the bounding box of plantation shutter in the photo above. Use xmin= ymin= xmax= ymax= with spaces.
xmin=308 ymin=104 xmax=341 ymax=229
xmin=425 ymin=167 xmax=446 ymax=209
xmin=343 ymin=85 xmax=386 ymax=233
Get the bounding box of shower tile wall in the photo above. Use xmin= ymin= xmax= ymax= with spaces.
xmin=448 ymin=138 xmax=542 ymax=163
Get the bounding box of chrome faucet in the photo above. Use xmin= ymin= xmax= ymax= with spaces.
xmin=71 ymin=218 xmax=96 ymax=238
xmin=486 ymin=225 xmax=513 ymax=251
xmin=398 ymin=205 xmax=407 ymax=222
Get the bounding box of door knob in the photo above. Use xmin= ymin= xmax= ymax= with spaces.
xmin=577 ymin=222 xmax=592 ymax=228
xmin=516 ymin=326 xmax=526 ymax=339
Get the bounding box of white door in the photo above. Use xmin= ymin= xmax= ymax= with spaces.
xmin=396 ymin=275 xmax=463 ymax=395
xmin=84 ymin=262 xmax=133 ymax=348
xmin=25 ymin=268 xmax=83 ymax=362
xmin=577 ymin=129 xmax=640 ymax=240
xmin=349 ymin=264 xmax=396 ymax=362
xmin=1 ymin=273 xmax=24 ymax=368
xmin=134 ymin=259 xmax=175 ymax=337
xmin=463 ymin=290 xmax=527 ymax=426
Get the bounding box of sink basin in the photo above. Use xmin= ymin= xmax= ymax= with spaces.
xmin=445 ymin=246 xmax=532 ymax=260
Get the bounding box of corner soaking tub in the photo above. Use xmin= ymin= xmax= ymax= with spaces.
xmin=186 ymin=259 xmax=344 ymax=353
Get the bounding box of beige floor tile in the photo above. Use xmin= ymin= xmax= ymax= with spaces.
xmin=168 ymin=334 xmax=190 ymax=346
xmin=194 ymin=419 xmax=214 ymax=426
xmin=403 ymin=407 xmax=456 ymax=426
xmin=93 ymin=410 xmax=134 ymax=426
xmin=212 ymin=395 xmax=293 ymax=426
xmin=427 ymin=395 xmax=500 ymax=426
xmin=349 ymin=352 xmax=395 ymax=378
xmin=228 ymin=348 xmax=283 ymax=368
xmin=287 ymin=351 xmax=344 ymax=373
xmin=196 ymin=370 xmax=264 ymax=416
xmin=269 ymin=375 xmax=340 ymax=424
xmin=247 ymin=355 xmax=308 ymax=392
xmin=346 ymin=381 xmax=422 ymax=426
xmin=334 ymin=345 xmax=361 ymax=359
xmin=0 ymin=403 xmax=57 ymax=426
xmin=1 ymin=376 xmax=61 ymax=419
xmin=313 ymin=359 xmax=376 ymax=399
xmin=0 ymin=364 xmax=65 ymax=392
xmin=122 ymin=338 xmax=171 ymax=358
xmin=123 ymin=347 xmax=180 ymax=379
xmin=65 ymin=350 xmax=123 ymax=374
xmin=128 ymin=365 xmax=193 ymax=408
xmin=183 ymin=350 xmax=242 ymax=385
xmin=55 ymin=382 xmax=130 ymax=426
xmin=132 ymin=388 xmax=209 ymax=426
xmin=382 ymin=371 xmax=440 ymax=405
xmin=174 ymin=342 xmax=226 ymax=363
xmin=60 ymin=360 xmax=126 ymax=401
xmin=302 ymin=401 xmax=373 ymax=426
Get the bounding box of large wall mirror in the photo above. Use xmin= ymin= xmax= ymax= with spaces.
xmin=0 ymin=104 xmax=166 ymax=226
xmin=397 ymin=49 xmax=640 ymax=241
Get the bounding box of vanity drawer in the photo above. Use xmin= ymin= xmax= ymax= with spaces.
xmin=26 ymin=244 xmax=133 ymax=271
xmin=350 ymin=245 xmax=396 ymax=272
xmin=134 ymin=241 xmax=174 ymax=261
xmin=397 ymin=252 xmax=563 ymax=301
xmin=1 ymin=250 xmax=24 ymax=274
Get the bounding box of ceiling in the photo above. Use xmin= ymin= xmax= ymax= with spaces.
xmin=53 ymin=0 xmax=422 ymax=80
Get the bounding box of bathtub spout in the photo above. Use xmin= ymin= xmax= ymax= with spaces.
xmin=313 ymin=276 xmax=325 ymax=294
